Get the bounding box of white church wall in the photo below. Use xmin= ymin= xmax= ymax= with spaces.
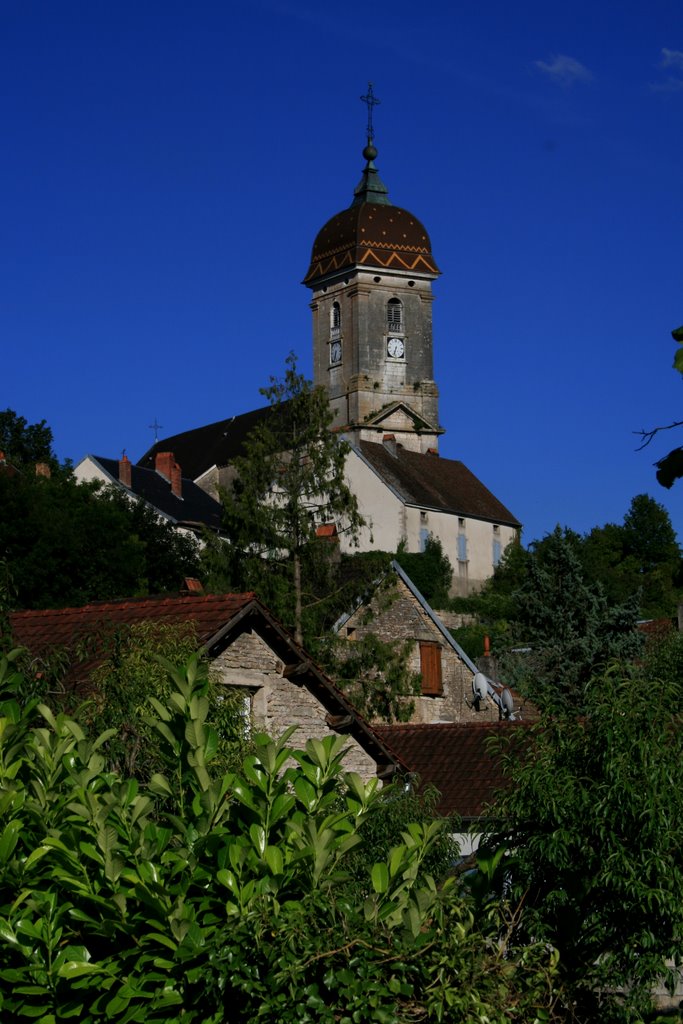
xmin=339 ymin=447 xmax=518 ymax=596
xmin=341 ymin=447 xmax=407 ymax=553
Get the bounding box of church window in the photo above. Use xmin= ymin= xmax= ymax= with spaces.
xmin=493 ymin=539 xmax=502 ymax=567
xmin=419 ymin=527 xmax=429 ymax=552
xmin=457 ymin=534 xmax=468 ymax=563
xmin=419 ymin=641 xmax=443 ymax=696
xmin=330 ymin=302 xmax=341 ymax=336
xmin=387 ymin=298 xmax=403 ymax=330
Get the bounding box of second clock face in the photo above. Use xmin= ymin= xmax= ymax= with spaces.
xmin=387 ymin=337 xmax=405 ymax=358
xmin=330 ymin=341 xmax=342 ymax=364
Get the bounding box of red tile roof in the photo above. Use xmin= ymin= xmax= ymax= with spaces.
xmin=374 ymin=721 xmax=529 ymax=819
xmin=9 ymin=594 xmax=405 ymax=779
xmin=10 ymin=593 xmax=257 ymax=654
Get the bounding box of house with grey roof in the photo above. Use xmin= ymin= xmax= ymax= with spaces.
xmin=74 ymin=452 xmax=222 ymax=539
xmin=136 ymin=404 xmax=278 ymax=502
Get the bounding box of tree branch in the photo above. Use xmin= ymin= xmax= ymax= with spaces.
xmin=634 ymin=420 xmax=683 ymax=451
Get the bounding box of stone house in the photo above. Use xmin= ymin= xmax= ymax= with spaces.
xmin=335 ymin=560 xmax=530 ymax=726
xmin=9 ymin=592 xmax=402 ymax=784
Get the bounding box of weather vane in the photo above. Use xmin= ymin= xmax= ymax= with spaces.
xmin=360 ymin=82 xmax=380 ymax=142
xmin=148 ymin=417 xmax=163 ymax=442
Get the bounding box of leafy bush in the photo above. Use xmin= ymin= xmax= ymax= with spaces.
xmin=88 ymin=620 xmax=249 ymax=779
xmin=0 ymin=647 xmax=557 ymax=1022
xmin=395 ymin=536 xmax=453 ymax=608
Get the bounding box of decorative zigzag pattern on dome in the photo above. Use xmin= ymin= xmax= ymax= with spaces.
xmin=358 ymin=237 xmax=430 ymax=254
xmin=305 ymin=246 xmax=438 ymax=282
xmin=357 ymin=249 xmax=438 ymax=272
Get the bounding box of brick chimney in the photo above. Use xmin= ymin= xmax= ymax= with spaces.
xmin=181 ymin=577 xmax=204 ymax=594
xmin=155 ymin=451 xmax=174 ymax=480
xmin=170 ymin=461 xmax=182 ymax=499
xmin=155 ymin=451 xmax=182 ymax=499
xmin=118 ymin=454 xmax=132 ymax=488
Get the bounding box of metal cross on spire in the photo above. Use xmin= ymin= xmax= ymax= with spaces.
xmin=360 ymin=82 xmax=380 ymax=142
xmin=148 ymin=417 xmax=163 ymax=442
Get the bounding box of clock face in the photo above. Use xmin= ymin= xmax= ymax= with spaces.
xmin=330 ymin=341 xmax=342 ymax=364
xmin=387 ymin=337 xmax=405 ymax=359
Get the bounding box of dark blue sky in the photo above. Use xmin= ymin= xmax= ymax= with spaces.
xmin=3 ymin=0 xmax=682 ymax=544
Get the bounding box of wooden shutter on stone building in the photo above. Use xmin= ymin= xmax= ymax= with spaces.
xmin=419 ymin=641 xmax=443 ymax=696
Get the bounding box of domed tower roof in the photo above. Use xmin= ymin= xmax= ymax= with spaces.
xmin=303 ymin=139 xmax=440 ymax=285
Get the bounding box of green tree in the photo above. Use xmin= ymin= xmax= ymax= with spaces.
xmin=449 ymin=540 xmax=529 ymax=658
xmin=319 ymin=631 xmax=421 ymax=723
xmin=580 ymin=495 xmax=681 ymax=618
xmin=0 ymin=469 xmax=200 ymax=609
xmin=580 ymin=520 xmax=634 ymax=604
xmin=87 ymin=621 xmax=249 ymax=780
xmin=394 ymin=535 xmax=453 ymax=607
xmin=0 ymin=408 xmax=58 ymax=470
xmin=620 ymin=493 xmax=682 ymax=615
xmin=486 ymin=664 xmax=683 ymax=1022
xmin=203 ymin=353 xmax=364 ymax=645
xmin=451 ymin=498 xmax=681 ymax=664
xmin=622 ymin=493 xmax=680 ymax=571
xmin=505 ymin=526 xmax=642 ymax=712
xmin=640 ymin=621 xmax=683 ymax=694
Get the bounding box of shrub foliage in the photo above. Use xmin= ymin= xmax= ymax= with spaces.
xmin=0 ymin=648 xmax=557 ymax=1023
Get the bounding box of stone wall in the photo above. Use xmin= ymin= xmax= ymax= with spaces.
xmin=212 ymin=629 xmax=378 ymax=781
xmin=343 ymin=577 xmax=500 ymax=726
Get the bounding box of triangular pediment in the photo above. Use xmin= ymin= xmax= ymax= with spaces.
xmin=363 ymin=401 xmax=440 ymax=434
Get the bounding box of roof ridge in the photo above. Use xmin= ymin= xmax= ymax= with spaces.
xmin=376 ymin=721 xmax=521 ymax=732
xmin=10 ymin=591 xmax=257 ymax=619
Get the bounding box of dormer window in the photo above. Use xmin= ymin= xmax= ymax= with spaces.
xmin=330 ymin=302 xmax=341 ymax=338
xmin=387 ymin=298 xmax=403 ymax=332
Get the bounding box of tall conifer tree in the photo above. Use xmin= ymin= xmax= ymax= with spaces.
xmin=205 ymin=354 xmax=364 ymax=645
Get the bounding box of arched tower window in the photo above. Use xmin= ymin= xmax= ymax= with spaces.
xmin=330 ymin=301 xmax=341 ymax=336
xmin=387 ymin=298 xmax=403 ymax=331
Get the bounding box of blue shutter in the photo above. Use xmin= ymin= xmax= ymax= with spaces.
xmin=419 ymin=528 xmax=429 ymax=552
xmin=457 ymin=534 xmax=467 ymax=562
xmin=493 ymin=539 xmax=502 ymax=566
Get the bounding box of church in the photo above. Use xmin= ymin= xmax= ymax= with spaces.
xmin=137 ymin=97 xmax=520 ymax=596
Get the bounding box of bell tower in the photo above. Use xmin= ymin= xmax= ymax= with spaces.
xmin=303 ymin=86 xmax=443 ymax=453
